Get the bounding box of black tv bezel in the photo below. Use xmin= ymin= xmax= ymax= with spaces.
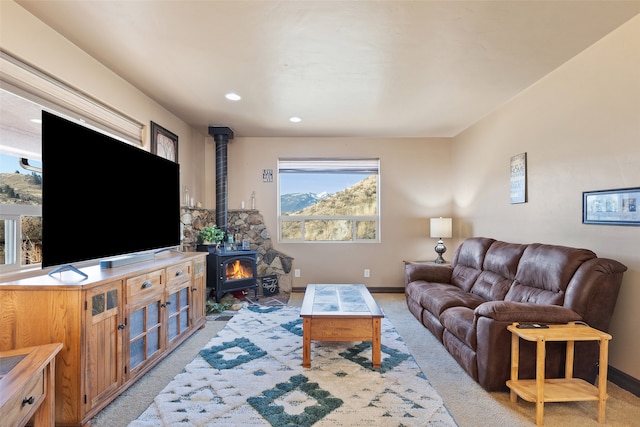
xmin=41 ymin=111 xmax=181 ymax=269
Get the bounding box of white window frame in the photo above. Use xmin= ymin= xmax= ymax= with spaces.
xmin=0 ymin=204 xmax=42 ymax=273
xmin=0 ymin=51 xmax=144 ymax=277
xmin=277 ymin=158 xmax=380 ymax=243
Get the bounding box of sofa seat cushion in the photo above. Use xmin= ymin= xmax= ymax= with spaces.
xmin=405 ymin=281 xmax=455 ymax=304
xmin=420 ymin=286 xmax=486 ymax=317
xmin=440 ymin=306 xmax=476 ymax=348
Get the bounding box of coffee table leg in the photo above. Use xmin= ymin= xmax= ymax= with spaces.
xmin=303 ymin=317 xmax=311 ymax=368
xmin=372 ymin=318 xmax=381 ymax=368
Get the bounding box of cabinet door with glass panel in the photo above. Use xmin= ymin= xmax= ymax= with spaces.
xmin=125 ymin=269 xmax=165 ymax=378
xmin=165 ymin=261 xmax=193 ymax=350
xmin=84 ymin=281 xmax=124 ymax=413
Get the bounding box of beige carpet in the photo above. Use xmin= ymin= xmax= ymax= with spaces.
xmin=91 ymin=293 xmax=640 ymax=427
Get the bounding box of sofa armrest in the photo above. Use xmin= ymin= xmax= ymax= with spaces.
xmin=405 ymin=263 xmax=453 ymax=285
xmin=475 ymin=300 xmax=583 ymax=324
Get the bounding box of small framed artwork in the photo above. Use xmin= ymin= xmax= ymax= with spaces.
xmin=150 ymin=121 xmax=178 ymax=163
xmin=583 ymin=187 xmax=640 ymax=226
xmin=510 ymin=152 xmax=527 ymax=204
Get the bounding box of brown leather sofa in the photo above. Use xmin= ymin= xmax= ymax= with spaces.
xmin=405 ymin=237 xmax=627 ymax=391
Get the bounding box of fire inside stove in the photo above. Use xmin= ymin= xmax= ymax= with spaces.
xmin=226 ymin=259 xmax=254 ymax=281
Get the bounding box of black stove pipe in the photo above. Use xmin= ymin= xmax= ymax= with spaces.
xmin=208 ymin=126 xmax=234 ymax=235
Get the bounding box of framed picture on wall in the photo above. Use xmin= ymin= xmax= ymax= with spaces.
xmin=151 ymin=121 xmax=178 ymax=163
xmin=510 ymin=152 xmax=527 ymax=204
xmin=583 ymin=187 xmax=640 ymax=226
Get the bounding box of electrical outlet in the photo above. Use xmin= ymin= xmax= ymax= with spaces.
xmin=294 ymin=269 xmax=301 ymax=277
xmin=364 ymin=269 xmax=370 ymax=278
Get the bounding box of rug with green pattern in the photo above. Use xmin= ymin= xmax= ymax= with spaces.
xmin=130 ymin=305 xmax=457 ymax=426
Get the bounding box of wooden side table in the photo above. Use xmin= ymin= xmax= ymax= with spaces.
xmin=403 ymin=260 xmax=450 ymax=265
xmin=506 ymin=322 xmax=611 ymax=426
xmin=0 ymin=343 xmax=63 ymax=427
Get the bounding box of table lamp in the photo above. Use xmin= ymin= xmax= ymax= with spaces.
xmin=430 ymin=217 xmax=452 ymax=264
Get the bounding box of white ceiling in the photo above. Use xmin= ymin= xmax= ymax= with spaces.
xmin=10 ymin=1 xmax=640 ymax=138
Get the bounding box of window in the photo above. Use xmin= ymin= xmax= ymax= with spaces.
xmin=0 ymin=51 xmax=144 ymax=275
xmin=0 ymin=90 xmax=43 ymax=273
xmin=278 ymin=158 xmax=380 ymax=242
xmin=0 ymin=205 xmax=43 ymax=272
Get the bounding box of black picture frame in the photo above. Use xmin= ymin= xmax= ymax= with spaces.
xmin=583 ymin=187 xmax=640 ymax=226
xmin=150 ymin=121 xmax=178 ymax=163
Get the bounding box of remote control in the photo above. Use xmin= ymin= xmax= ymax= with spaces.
xmin=516 ymin=323 xmax=549 ymax=329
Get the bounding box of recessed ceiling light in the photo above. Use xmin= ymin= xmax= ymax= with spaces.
xmin=30 ymin=118 xmax=42 ymax=124
xmin=289 ymin=117 xmax=302 ymax=123
xmin=225 ymin=93 xmax=241 ymax=101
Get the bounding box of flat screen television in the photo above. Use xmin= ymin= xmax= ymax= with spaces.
xmin=42 ymin=111 xmax=180 ymax=269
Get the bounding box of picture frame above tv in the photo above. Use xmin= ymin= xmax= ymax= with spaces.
xmin=151 ymin=121 xmax=178 ymax=163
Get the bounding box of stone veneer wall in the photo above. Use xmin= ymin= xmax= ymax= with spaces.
xmin=180 ymin=208 xmax=294 ymax=293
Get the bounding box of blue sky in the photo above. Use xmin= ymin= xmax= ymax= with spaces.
xmin=0 ymin=154 xmax=41 ymax=174
xmin=280 ymin=173 xmax=366 ymax=195
xmin=0 ymin=153 xmax=42 ymax=174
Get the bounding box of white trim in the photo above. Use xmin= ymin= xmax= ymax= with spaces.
xmin=279 ymin=158 xmax=379 ymax=173
xmin=0 ymin=50 xmax=144 ymax=145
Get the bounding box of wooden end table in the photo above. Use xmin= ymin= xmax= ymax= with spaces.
xmin=506 ymin=322 xmax=611 ymax=426
xmin=0 ymin=343 xmax=63 ymax=427
xmin=300 ymin=284 xmax=384 ymax=368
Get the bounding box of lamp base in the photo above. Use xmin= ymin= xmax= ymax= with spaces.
xmin=434 ymin=239 xmax=447 ymax=264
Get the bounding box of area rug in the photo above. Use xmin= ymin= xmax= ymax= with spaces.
xmin=130 ymin=305 xmax=457 ymax=426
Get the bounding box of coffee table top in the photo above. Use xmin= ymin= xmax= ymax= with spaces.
xmin=300 ymin=284 xmax=384 ymax=317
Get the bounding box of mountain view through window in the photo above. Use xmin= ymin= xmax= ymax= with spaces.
xmin=278 ymin=159 xmax=379 ymax=242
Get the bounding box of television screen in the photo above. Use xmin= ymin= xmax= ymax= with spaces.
xmin=42 ymin=111 xmax=180 ymax=268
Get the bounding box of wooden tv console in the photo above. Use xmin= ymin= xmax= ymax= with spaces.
xmin=0 ymin=251 xmax=207 ymax=427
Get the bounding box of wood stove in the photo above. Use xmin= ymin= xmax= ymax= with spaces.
xmin=197 ymin=246 xmax=258 ymax=302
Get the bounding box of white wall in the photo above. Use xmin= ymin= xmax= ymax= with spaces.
xmin=0 ymin=1 xmax=209 ymax=201
xmin=452 ymin=15 xmax=640 ymax=380
xmin=220 ymin=136 xmax=453 ymax=288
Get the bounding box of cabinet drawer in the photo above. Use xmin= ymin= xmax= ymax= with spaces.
xmin=166 ymin=262 xmax=191 ymax=288
xmin=126 ymin=269 xmax=164 ymax=301
xmin=0 ymin=368 xmax=44 ymax=427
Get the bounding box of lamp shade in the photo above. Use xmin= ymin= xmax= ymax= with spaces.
xmin=430 ymin=217 xmax=452 ymax=239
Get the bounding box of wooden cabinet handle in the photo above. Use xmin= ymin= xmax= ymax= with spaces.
xmin=141 ymin=281 xmax=152 ymax=289
xmin=22 ymin=396 xmax=35 ymax=407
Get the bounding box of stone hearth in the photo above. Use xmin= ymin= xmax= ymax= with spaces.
xmin=180 ymin=208 xmax=294 ymax=293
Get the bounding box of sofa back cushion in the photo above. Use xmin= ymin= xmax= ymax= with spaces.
xmin=470 ymin=241 xmax=527 ymax=301
xmin=505 ymin=243 xmax=596 ymax=305
xmin=451 ymin=237 xmax=495 ymax=292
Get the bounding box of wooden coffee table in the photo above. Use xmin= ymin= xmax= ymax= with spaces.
xmin=300 ymin=284 xmax=384 ymax=368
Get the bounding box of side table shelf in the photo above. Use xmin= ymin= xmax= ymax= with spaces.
xmin=506 ymin=322 xmax=611 ymax=426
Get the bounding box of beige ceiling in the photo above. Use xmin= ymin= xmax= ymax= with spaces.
xmin=12 ymin=1 xmax=640 ymax=138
